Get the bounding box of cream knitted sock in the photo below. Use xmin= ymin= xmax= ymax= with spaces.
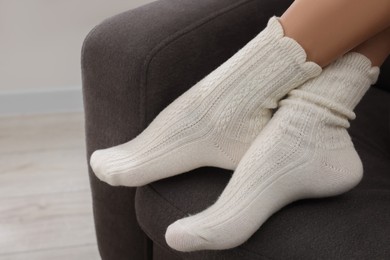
xmin=165 ymin=52 xmax=380 ymax=252
xmin=90 ymin=16 xmax=322 ymax=187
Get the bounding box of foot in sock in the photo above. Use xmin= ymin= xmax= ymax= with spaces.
xmin=89 ymin=16 xmax=321 ymax=187
xmin=165 ymin=52 xmax=380 ymax=252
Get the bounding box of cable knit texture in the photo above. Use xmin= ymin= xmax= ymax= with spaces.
xmin=165 ymin=52 xmax=380 ymax=252
xmin=90 ymin=16 xmax=322 ymax=187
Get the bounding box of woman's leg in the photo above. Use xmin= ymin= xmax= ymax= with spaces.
xmin=352 ymin=26 xmax=390 ymax=67
xmin=280 ymin=0 xmax=390 ymax=67
xmin=165 ymin=2 xmax=390 ymax=253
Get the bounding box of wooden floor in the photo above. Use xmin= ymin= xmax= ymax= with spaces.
xmin=0 ymin=113 xmax=100 ymax=259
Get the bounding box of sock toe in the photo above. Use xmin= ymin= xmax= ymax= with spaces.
xmin=90 ymin=148 xmax=127 ymax=186
xmin=90 ymin=149 xmax=110 ymax=183
xmin=165 ymin=221 xmax=210 ymax=252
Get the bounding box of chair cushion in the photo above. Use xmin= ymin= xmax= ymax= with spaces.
xmin=135 ymin=87 xmax=390 ymax=259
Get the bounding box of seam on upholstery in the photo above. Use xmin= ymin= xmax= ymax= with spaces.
xmin=139 ymin=0 xmax=258 ymax=131
xmin=138 ymin=220 xmax=184 ymax=259
xmin=146 ymin=232 xmax=153 ymax=260
xmin=144 ymin=184 xmax=275 ymax=260
xmin=149 ymin=184 xmax=188 ymax=214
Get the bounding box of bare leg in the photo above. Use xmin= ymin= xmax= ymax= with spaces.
xmin=280 ymin=0 xmax=390 ymax=67
xmin=351 ymin=26 xmax=390 ymax=67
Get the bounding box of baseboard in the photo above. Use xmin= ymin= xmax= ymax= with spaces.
xmin=0 ymin=87 xmax=84 ymax=116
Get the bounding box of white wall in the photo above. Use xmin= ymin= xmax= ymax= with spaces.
xmin=0 ymin=0 xmax=155 ymax=92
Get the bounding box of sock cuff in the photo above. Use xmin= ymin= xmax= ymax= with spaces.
xmin=250 ymin=16 xmax=323 ymax=78
xmin=330 ymin=51 xmax=380 ymax=85
xmin=289 ymin=52 xmax=381 ymax=121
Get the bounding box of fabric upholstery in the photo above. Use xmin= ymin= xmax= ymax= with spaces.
xmin=81 ymin=0 xmax=390 ymax=258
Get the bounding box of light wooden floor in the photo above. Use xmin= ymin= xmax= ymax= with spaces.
xmin=0 ymin=113 xmax=100 ymax=259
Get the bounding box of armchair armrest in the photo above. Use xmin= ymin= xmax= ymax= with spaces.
xmin=81 ymin=0 xmax=293 ymax=259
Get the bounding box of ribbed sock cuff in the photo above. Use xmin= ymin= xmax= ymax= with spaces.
xmin=288 ymin=52 xmax=380 ymax=120
xmin=247 ymin=16 xmax=322 ymax=79
xmin=330 ymin=51 xmax=380 ymax=85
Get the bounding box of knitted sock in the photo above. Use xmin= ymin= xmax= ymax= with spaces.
xmin=90 ymin=16 xmax=322 ymax=187
xmin=165 ymin=52 xmax=380 ymax=252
